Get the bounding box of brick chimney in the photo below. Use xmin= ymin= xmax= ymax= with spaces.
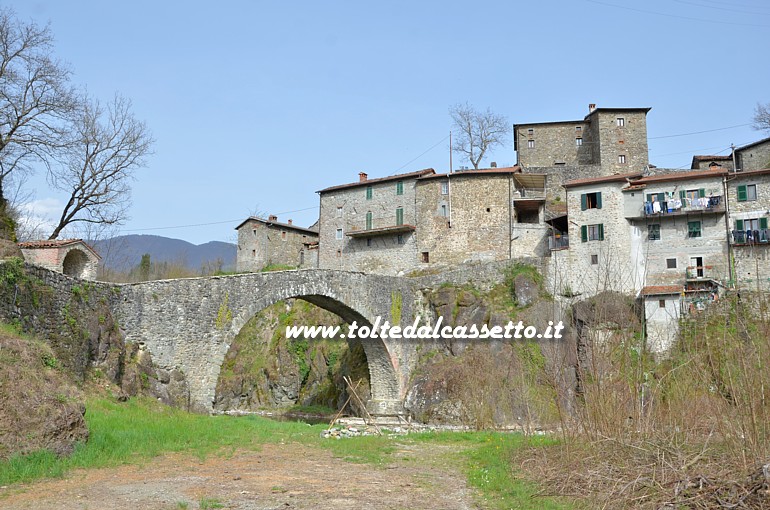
xmin=287 ymin=219 xmax=293 ymax=225
xmin=268 ymin=214 xmax=277 ymax=222
xmin=359 ymin=172 xmax=368 ymax=182
xmin=588 ymin=103 xmax=597 ymax=113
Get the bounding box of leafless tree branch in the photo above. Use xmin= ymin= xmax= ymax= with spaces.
xmin=449 ymin=102 xmax=509 ymax=169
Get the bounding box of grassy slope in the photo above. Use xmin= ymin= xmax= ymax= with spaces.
xmin=0 ymin=397 xmax=571 ymax=509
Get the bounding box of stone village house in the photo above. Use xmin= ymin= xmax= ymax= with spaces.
xmin=235 ymin=215 xmax=318 ymax=272
xmin=19 ymin=239 xmax=101 ymax=280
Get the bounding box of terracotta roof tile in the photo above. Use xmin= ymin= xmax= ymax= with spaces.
xmin=18 ymin=239 xmax=100 ymax=259
xmin=563 ymin=172 xmax=643 ymax=188
xmin=317 ymin=168 xmax=435 ymax=193
xmin=632 ymin=168 xmax=727 ymax=184
xmin=419 ymin=166 xmax=523 ymax=180
xmin=641 ymin=285 xmax=682 ymax=296
xmin=234 ymin=216 xmax=319 ymax=234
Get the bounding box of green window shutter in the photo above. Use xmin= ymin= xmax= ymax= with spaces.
xmin=366 ymin=186 xmax=373 ymax=200
xmin=396 ymin=207 xmax=403 ymax=226
xmin=366 ymin=211 xmax=373 ymax=230
xmin=597 ymin=224 xmax=604 ymax=241
xmin=698 ymin=188 xmax=706 ymax=198
xmin=581 ymin=225 xmax=588 ymax=242
xmin=737 ymin=185 xmax=747 ymax=202
xmin=396 ymin=181 xmax=403 ymax=195
xmin=658 ymin=193 xmax=665 ymax=203
xmin=736 ymin=219 xmax=744 ymax=231
xmin=580 ymin=193 xmax=587 ymax=211
xmin=679 ymin=190 xmax=686 ymax=200
xmin=761 ymin=217 xmax=768 ymax=230
xmin=596 ymin=192 xmax=602 ymax=209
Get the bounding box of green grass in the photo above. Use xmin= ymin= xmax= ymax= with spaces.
xmin=0 ymin=397 xmax=312 ymax=485
xmin=0 ymin=398 xmax=571 ymax=509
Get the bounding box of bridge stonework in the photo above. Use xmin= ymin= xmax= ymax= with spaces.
xmin=114 ymin=269 xmax=420 ymax=414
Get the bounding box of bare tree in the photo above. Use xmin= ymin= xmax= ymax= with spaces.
xmin=753 ymin=102 xmax=770 ymax=132
xmin=46 ymin=94 xmax=153 ymax=239
xmin=449 ymin=102 xmax=509 ymax=169
xmin=0 ymin=8 xmax=78 ymax=238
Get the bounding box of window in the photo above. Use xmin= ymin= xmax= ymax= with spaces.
xmin=527 ymin=139 xmax=535 ymax=149
xmin=367 ymin=238 xmax=372 ymax=247
xmin=396 ymin=180 xmax=404 ymax=195
xmin=648 ymin=224 xmax=660 ymax=241
xmin=441 ymin=181 xmax=449 ymax=195
xmin=422 ymin=251 xmax=429 ymax=263
xmin=616 ymin=117 xmax=625 ymax=127
xmin=252 ymin=249 xmax=256 ymax=258
xmin=440 ymin=204 xmax=447 ymax=217
xmin=737 ymin=184 xmax=757 ymax=202
xmin=681 ymin=188 xmax=706 ymax=204
xmin=253 ymin=229 xmax=257 ymax=236
xmin=486 ymin=207 xmax=491 ymax=212
xmin=618 ymin=154 xmax=626 ymax=164
xmin=397 ymin=234 xmax=405 ymax=244
xmin=666 ymin=258 xmax=677 ymax=269
xmin=659 ymin=299 xmax=666 ymax=308
xmin=365 ymin=211 xmax=373 ymax=230
xmin=396 ymin=207 xmax=404 ymax=226
xmin=366 ymin=186 xmax=372 ymax=200
xmin=688 ymin=220 xmax=702 ymax=238
xmin=576 ymin=126 xmax=582 ymax=133
xmin=580 ymin=192 xmax=602 ymax=210
xmin=336 ymin=249 xmax=341 ymax=257
xmin=336 ymin=228 xmax=343 ymax=240
xmin=580 ymin=224 xmax=604 ymax=242
xmin=590 ymin=254 xmax=598 ymax=265
xmin=527 ymin=128 xmax=534 ymax=135
xmin=576 ymin=137 xmax=583 ymax=146
xmin=281 ymin=231 xmax=286 ymax=240
xmin=336 ymin=206 xmax=343 ymax=217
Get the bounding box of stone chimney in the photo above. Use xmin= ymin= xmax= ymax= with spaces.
xmin=490 ymin=162 xmax=497 ymax=168
xmin=287 ymin=219 xmax=293 ymax=225
xmin=268 ymin=214 xmax=277 ymax=222
xmin=359 ymin=172 xmax=368 ymax=182
xmin=588 ymin=103 xmax=597 ymax=113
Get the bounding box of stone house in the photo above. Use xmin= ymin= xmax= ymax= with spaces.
xmin=317 ymin=169 xmax=434 ymax=274
xmin=235 ymin=215 xmax=318 ymax=272
xmin=415 ymin=167 xmax=548 ymax=266
xmin=725 ymin=168 xmax=770 ymax=287
xmin=19 ymin=239 xmax=101 ymax=280
xmin=514 ymin=104 xmax=651 ymax=196
xmin=734 ymin=136 xmax=770 ymax=172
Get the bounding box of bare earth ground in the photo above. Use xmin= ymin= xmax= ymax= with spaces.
xmin=0 ymin=442 xmax=479 ymax=510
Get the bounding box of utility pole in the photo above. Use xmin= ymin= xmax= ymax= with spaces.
xmin=449 ymin=131 xmax=453 ymax=174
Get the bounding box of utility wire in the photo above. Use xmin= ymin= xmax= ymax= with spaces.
xmin=395 ymin=134 xmax=450 ymax=172
xmin=649 ymin=123 xmax=752 ymax=140
xmin=583 ymin=0 xmax=770 ymax=27
xmin=118 ymin=206 xmax=319 ymax=233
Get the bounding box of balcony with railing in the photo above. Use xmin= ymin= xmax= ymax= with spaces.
xmin=346 ymin=218 xmax=416 ymax=238
xmin=731 ymin=229 xmax=770 ymax=246
xmin=629 ymin=195 xmax=725 ymax=219
xmin=685 ymin=265 xmax=718 ymax=281
xmin=513 ymin=187 xmax=546 ymax=200
xmin=548 ymin=234 xmax=569 ymax=251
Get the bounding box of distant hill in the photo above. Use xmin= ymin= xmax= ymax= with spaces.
xmin=91 ymin=234 xmax=236 ymax=273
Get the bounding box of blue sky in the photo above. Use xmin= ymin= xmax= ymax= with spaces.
xmin=10 ymin=0 xmax=769 ymax=245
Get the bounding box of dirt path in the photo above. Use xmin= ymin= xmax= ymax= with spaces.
xmin=0 ymin=441 xmax=480 ymax=510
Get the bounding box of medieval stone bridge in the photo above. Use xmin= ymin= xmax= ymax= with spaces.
xmin=115 ymin=269 xmax=429 ymax=414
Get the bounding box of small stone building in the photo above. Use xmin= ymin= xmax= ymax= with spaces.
xmin=19 ymin=239 xmax=101 ymax=280
xmin=235 ymin=215 xmax=318 ymax=272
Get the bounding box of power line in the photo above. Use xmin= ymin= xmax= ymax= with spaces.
xmin=673 ymin=0 xmax=770 ymax=16
xmin=649 ymin=123 xmax=752 ymax=140
xmin=395 ymin=134 xmax=450 ymax=172
xmin=583 ymin=0 xmax=770 ymax=27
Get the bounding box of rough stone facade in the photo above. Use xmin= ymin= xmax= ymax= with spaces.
xmin=19 ymin=239 xmax=100 ymax=280
xmin=736 ymin=137 xmax=770 ymax=172
xmin=726 ymin=169 xmax=770 ymax=286
xmin=235 ymin=216 xmax=318 ymax=272
xmin=515 ymin=106 xmax=651 ymax=195
xmin=317 ymin=169 xmax=431 ymax=274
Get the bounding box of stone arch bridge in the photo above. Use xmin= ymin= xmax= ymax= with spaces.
xmin=115 ymin=269 xmax=427 ymax=414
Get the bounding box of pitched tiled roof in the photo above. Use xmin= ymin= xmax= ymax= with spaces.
xmin=641 ymin=285 xmax=682 ymax=296
xmin=418 ymin=166 xmax=523 ymax=180
xmin=736 ymin=135 xmax=770 ymax=152
xmin=630 ymin=168 xmax=727 ymax=185
xmin=317 ymin=168 xmax=435 ymax=193
xmin=563 ymin=172 xmax=643 ymax=188
xmin=234 ymin=216 xmax=319 ymax=234
xmin=18 ymin=239 xmax=100 ymax=259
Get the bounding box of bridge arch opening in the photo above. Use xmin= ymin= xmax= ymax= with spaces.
xmin=62 ymin=249 xmax=89 ymax=278
xmin=216 ymin=291 xmax=400 ymax=416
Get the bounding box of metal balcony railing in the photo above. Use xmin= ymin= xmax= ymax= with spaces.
xmin=636 ymin=195 xmax=725 ymax=218
xmin=731 ymin=229 xmax=770 ymax=245
xmin=513 ymin=188 xmax=546 ymax=200
xmin=548 ymin=234 xmax=569 ymax=251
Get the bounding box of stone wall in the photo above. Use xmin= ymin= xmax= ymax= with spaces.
xmin=590 ymin=110 xmax=649 ymax=174
xmin=515 ymin=121 xmax=589 ymax=167
xmin=737 ymin=139 xmax=770 ymax=171
xmin=235 ymin=218 xmax=317 ymax=272
xmin=318 ymin=177 xmax=420 ymax=275
xmin=20 ymin=244 xmax=99 ymax=280
xmin=643 ymin=295 xmax=681 ymax=353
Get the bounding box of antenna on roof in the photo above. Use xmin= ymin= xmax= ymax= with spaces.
xmin=449 ymin=131 xmax=453 ymax=174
